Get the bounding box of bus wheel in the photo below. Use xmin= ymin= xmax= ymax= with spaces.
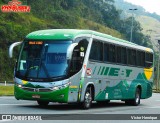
xmin=37 ymin=100 xmax=49 ymax=106
xmin=133 ymin=88 xmax=141 ymax=106
xmin=125 ymin=88 xmax=141 ymax=106
xmin=82 ymin=87 xmax=92 ymax=109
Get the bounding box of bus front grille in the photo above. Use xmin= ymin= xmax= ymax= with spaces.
xmin=22 ymin=87 xmax=35 ymax=92
xmin=21 ymin=87 xmax=53 ymax=92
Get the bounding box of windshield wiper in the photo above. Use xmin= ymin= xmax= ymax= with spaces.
xmin=36 ymin=44 xmax=53 ymax=80
xmin=51 ymin=75 xmax=66 ymax=80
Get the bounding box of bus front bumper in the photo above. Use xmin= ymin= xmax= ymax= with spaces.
xmin=14 ymin=86 xmax=69 ymax=103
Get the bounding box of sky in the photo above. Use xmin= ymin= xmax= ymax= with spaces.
xmin=124 ymin=0 xmax=160 ymax=15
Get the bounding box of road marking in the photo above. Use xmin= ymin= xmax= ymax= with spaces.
xmin=0 ymin=104 xmax=34 ymax=106
xmin=0 ymin=96 xmax=14 ymax=97
xmin=0 ymin=119 xmax=13 ymax=122
xmin=146 ymin=106 xmax=160 ymax=109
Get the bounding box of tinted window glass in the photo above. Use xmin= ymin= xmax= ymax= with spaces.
xmin=104 ymin=43 xmax=109 ymax=62
xmin=137 ymin=51 xmax=145 ymax=67
xmin=117 ymin=46 xmax=121 ymax=63
xmin=131 ymin=49 xmax=136 ymax=65
xmin=121 ymin=47 xmax=127 ymax=64
xmin=127 ymin=49 xmax=132 ymax=65
xmin=89 ymin=40 xmax=103 ymax=61
xmin=70 ymin=40 xmax=88 ymax=75
xmin=109 ymin=44 xmax=116 ymax=62
xmin=145 ymin=52 xmax=153 ymax=68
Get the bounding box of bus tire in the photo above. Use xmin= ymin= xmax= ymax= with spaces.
xmin=82 ymin=87 xmax=92 ymax=109
xmin=125 ymin=88 xmax=141 ymax=106
xmin=37 ymin=100 xmax=49 ymax=106
xmin=132 ymin=87 xmax=141 ymax=106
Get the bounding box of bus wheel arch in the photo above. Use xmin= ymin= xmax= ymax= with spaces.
xmin=133 ymin=86 xmax=141 ymax=106
xmin=125 ymin=85 xmax=141 ymax=106
xmin=88 ymin=84 xmax=95 ymax=101
xmin=137 ymin=85 xmax=142 ymax=99
xmin=81 ymin=84 xmax=95 ymax=109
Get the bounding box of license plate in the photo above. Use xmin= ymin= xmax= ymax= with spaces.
xmin=32 ymin=95 xmax=40 ymax=99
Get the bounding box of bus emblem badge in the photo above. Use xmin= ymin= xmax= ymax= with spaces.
xmin=35 ymin=88 xmax=39 ymax=92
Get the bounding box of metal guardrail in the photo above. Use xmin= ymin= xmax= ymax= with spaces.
xmin=1 ymin=81 xmax=160 ymax=93
xmin=0 ymin=81 xmax=14 ymax=86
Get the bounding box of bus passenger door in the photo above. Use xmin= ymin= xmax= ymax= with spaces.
xmin=68 ymin=39 xmax=89 ymax=102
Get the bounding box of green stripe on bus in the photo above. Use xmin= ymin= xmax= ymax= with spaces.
xmin=78 ymin=78 xmax=84 ymax=102
xmin=101 ymin=67 xmax=106 ymax=75
xmin=93 ymin=66 xmax=97 ymax=75
xmin=104 ymin=67 xmax=109 ymax=75
xmin=98 ymin=66 xmax=101 ymax=75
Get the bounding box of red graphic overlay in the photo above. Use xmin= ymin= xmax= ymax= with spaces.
xmin=86 ymin=68 xmax=92 ymax=76
xmin=1 ymin=0 xmax=31 ymax=13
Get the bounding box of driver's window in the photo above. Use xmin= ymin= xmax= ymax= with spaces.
xmin=70 ymin=39 xmax=88 ymax=75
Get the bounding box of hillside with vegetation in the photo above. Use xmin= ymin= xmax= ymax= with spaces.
xmin=136 ymin=16 xmax=160 ymax=51
xmin=0 ymin=0 xmax=152 ymax=81
xmin=114 ymin=0 xmax=160 ymax=51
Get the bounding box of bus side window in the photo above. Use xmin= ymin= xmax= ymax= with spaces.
xmin=117 ymin=46 xmax=121 ymax=63
xmin=137 ymin=50 xmax=145 ymax=67
xmin=109 ymin=44 xmax=116 ymax=63
xmin=127 ymin=48 xmax=132 ymax=65
xmin=104 ymin=43 xmax=109 ymax=62
xmin=145 ymin=52 xmax=153 ymax=68
xmin=121 ymin=47 xmax=127 ymax=64
xmin=70 ymin=40 xmax=88 ymax=75
xmin=131 ymin=49 xmax=136 ymax=65
xmin=89 ymin=40 xmax=103 ymax=61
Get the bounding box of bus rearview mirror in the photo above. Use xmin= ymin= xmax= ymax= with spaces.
xmin=9 ymin=42 xmax=22 ymax=58
xmin=67 ymin=43 xmax=78 ymax=59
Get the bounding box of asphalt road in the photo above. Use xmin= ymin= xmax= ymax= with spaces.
xmin=0 ymin=93 xmax=160 ymax=122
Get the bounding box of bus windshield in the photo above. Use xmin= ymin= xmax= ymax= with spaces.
xmin=16 ymin=41 xmax=72 ymax=81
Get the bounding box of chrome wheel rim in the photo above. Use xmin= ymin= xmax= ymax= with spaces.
xmin=84 ymin=92 xmax=92 ymax=108
xmin=135 ymin=91 xmax=140 ymax=104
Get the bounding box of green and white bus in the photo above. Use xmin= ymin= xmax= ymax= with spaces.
xmin=9 ymin=29 xmax=154 ymax=109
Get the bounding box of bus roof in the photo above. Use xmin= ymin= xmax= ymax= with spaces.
xmin=26 ymin=29 xmax=153 ymax=52
xmin=26 ymin=29 xmax=89 ymax=40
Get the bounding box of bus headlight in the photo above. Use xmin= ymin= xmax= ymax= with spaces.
xmin=62 ymin=82 xmax=71 ymax=88
xmin=52 ymin=82 xmax=71 ymax=91
xmin=16 ymin=83 xmax=22 ymax=88
xmin=18 ymin=84 xmax=22 ymax=88
xmin=52 ymin=86 xmax=60 ymax=91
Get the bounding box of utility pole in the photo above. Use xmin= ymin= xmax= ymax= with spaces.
xmin=157 ymin=40 xmax=160 ymax=91
xmin=129 ymin=8 xmax=137 ymax=42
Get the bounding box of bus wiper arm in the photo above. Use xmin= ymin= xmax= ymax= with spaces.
xmin=36 ymin=44 xmax=53 ymax=80
xmin=41 ymin=62 xmax=53 ymax=81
